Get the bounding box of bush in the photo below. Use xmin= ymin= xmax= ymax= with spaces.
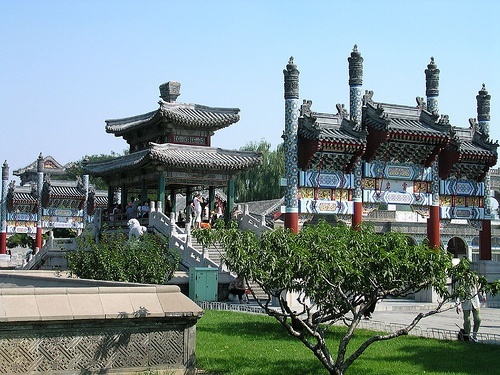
xmin=67 ymin=231 xmax=180 ymax=284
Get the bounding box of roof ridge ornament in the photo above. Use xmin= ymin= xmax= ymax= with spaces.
xmin=363 ymin=90 xmax=374 ymax=106
xmin=416 ymin=97 xmax=426 ymax=111
xmin=336 ymin=103 xmax=348 ymax=119
xmin=159 ymin=81 xmax=181 ymax=103
xmin=437 ymin=114 xmax=449 ymax=126
xmin=300 ymin=99 xmax=313 ymax=117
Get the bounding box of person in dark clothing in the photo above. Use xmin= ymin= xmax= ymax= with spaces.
xmin=229 ymin=275 xmax=248 ymax=304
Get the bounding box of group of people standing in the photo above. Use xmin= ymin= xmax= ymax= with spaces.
xmin=108 ymin=196 xmax=151 ymax=222
xmin=191 ymin=193 xmax=224 ymax=229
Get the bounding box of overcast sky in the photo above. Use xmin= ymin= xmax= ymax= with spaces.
xmin=1 ymin=0 xmax=499 ymax=180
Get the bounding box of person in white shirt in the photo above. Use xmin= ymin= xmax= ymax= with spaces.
xmin=193 ymin=194 xmax=202 ymax=229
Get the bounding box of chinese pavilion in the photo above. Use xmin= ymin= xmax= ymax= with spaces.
xmin=283 ymin=46 xmax=498 ymax=260
xmin=83 ymin=81 xmax=262 ymax=220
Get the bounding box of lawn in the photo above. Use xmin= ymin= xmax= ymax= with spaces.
xmin=196 ymin=310 xmax=498 ymax=375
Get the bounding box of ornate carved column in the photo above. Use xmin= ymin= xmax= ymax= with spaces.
xmin=425 ymin=58 xmax=441 ymax=248
xmin=425 ymin=57 xmax=440 ymax=114
xmin=348 ymin=45 xmax=364 ymax=229
xmin=0 ymin=161 xmax=8 ymax=254
xmin=82 ymin=174 xmax=89 ymax=227
xmin=477 ymin=84 xmax=492 ymax=260
xmin=35 ymin=154 xmax=44 ymax=251
xmin=283 ymin=57 xmax=300 ymax=233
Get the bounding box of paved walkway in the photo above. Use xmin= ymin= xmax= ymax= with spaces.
xmin=199 ymin=299 xmax=500 ymax=345
xmin=363 ymin=299 xmax=500 ymax=344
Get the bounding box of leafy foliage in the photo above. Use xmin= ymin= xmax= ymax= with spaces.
xmin=61 ymin=152 xmax=126 ymax=190
xmin=67 ymin=231 xmax=180 ymax=284
xmin=234 ymin=140 xmax=285 ymax=202
xmin=194 ymin=220 xmax=499 ymax=375
xmin=7 ymin=233 xmax=34 ymax=249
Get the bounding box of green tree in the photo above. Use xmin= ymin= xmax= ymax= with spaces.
xmin=195 ymin=221 xmax=500 ymax=375
xmin=234 ymin=140 xmax=285 ymax=202
xmin=7 ymin=233 xmax=34 ymax=249
xmin=61 ymin=152 xmax=126 ymax=190
xmin=67 ymin=232 xmax=180 ymax=284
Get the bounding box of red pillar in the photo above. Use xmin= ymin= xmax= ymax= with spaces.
xmin=35 ymin=227 xmax=43 ymax=250
xmin=285 ymin=212 xmax=299 ymax=234
xmin=427 ymin=205 xmax=440 ymax=249
xmin=479 ymin=220 xmax=492 ymax=260
xmin=0 ymin=232 xmax=6 ymax=255
xmin=352 ymin=201 xmax=362 ymax=230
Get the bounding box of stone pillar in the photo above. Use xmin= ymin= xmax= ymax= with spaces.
xmin=348 ymin=45 xmax=364 ymax=229
xmin=35 ymin=154 xmax=44 ymax=251
xmin=283 ymin=57 xmax=300 ymax=233
xmin=425 ymin=57 xmax=440 ymax=114
xmin=477 ymin=84 xmax=492 ymax=260
xmin=0 ymin=161 xmax=8 ymax=255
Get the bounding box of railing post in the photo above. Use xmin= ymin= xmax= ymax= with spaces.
xmin=170 ymin=212 xmax=177 ymax=236
xmin=185 ymin=221 xmax=192 ymax=247
xmin=48 ymin=230 xmax=54 ymax=249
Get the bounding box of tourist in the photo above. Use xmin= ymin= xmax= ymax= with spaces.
xmin=139 ymin=201 xmax=150 ymax=218
xmin=363 ymin=300 xmax=377 ymax=320
xmin=110 ymin=203 xmax=121 ymax=222
xmin=456 ymin=283 xmax=486 ymax=342
xmin=192 ymin=193 xmax=202 ymax=229
xmin=125 ymin=201 xmax=135 ymax=219
xmin=228 ymin=275 xmax=248 ymax=304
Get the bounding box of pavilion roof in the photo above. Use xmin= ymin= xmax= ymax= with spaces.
xmin=83 ymin=143 xmax=262 ymax=177
xmin=105 ymin=101 xmax=240 ymax=136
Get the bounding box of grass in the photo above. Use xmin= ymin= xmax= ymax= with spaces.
xmin=196 ymin=310 xmax=499 ymax=375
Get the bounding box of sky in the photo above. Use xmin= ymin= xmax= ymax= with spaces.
xmin=1 ymin=0 xmax=500 ymax=182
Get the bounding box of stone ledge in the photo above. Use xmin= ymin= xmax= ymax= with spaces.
xmin=0 ymin=270 xmax=203 ymax=322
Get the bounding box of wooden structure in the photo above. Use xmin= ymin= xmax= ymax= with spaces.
xmin=83 ymin=81 xmax=262 ymax=220
xmin=284 ymin=46 xmax=498 ymax=259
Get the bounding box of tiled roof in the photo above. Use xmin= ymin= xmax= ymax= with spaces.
xmin=454 ymin=140 xmax=497 ymax=159
xmin=299 ymin=112 xmax=366 ymax=147
xmin=11 ymin=191 xmax=37 ymax=204
xmin=105 ymin=111 xmax=159 ymax=135
xmin=160 ymin=102 xmax=240 ymax=129
xmin=47 ymin=185 xmax=85 ymax=198
xmin=365 ymin=103 xmax=449 ymax=142
xmin=84 ymin=143 xmax=262 ymax=176
xmin=105 ymin=101 xmax=240 ymax=135
xmin=149 ymin=143 xmax=261 ymax=170
xmin=94 ymin=194 xmax=108 ymax=207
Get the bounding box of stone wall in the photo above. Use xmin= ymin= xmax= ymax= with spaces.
xmin=0 ymin=271 xmax=204 ymax=374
